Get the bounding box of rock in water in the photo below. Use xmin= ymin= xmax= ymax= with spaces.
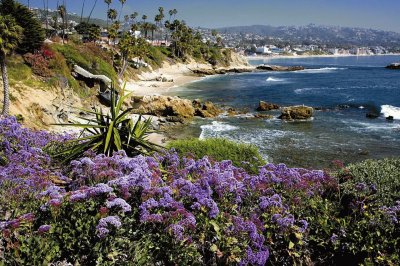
xmin=195 ymin=101 xmax=223 ymax=118
xmin=257 ymin=101 xmax=279 ymax=111
xmin=257 ymin=65 xmax=305 ymax=71
xmin=386 ymin=63 xmax=400 ymax=69
xmin=366 ymin=113 xmax=379 ymax=119
xmin=279 ymin=106 xmax=313 ymax=120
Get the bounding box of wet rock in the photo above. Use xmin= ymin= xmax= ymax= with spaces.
xmin=386 ymin=63 xmax=400 ymax=69
xmin=257 ymin=101 xmax=279 ymax=111
xmin=366 ymin=113 xmax=379 ymax=119
xmin=227 ymin=108 xmax=238 ymax=116
xmin=254 ymin=113 xmax=274 ymax=119
xmin=257 ymin=64 xmax=304 ymax=71
xmin=386 ymin=116 xmax=394 ymax=121
xmin=192 ymin=99 xmax=202 ymax=109
xmin=279 ymin=106 xmax=313 ymax=120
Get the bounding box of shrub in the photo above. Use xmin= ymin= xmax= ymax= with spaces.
xmin=167 ymin=138 xmax=265 ymax=173
xmin=339 ymin=158 xmax=400 ymax=206
xmin=23 ymin=52 xmax=53 ymax=77
xmin=54 ymin=88 xmax=157 ymax=162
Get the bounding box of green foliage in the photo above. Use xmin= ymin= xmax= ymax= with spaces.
xmin=54 ymin=87 xmax=157 ymax=161
xmin=167 ymin=138 xmax=265 ymax=173
xmin=52 ymin=43 xmax=117 ymax=81
xmin=339 ymin=158 xmax=400 ymax=205
xmin=0 ymin=0 xmax=45 ymax=54
xmin=145 ymin=46 xmax=167 ymax=68
xmin=75 ymin=22 xmax=101 ymax=43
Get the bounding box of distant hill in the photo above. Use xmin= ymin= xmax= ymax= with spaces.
xmin=217 ymin=24 xmax=400 ymax=48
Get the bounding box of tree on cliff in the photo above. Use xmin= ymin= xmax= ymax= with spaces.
xmin=0 ymin=15 xmax=22 ymax=115
xmin=0 ymin=0 xmax=44 ymax=54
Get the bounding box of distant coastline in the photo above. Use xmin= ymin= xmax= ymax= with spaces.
xmin=246 ymin=53 xmax=400 ymax=60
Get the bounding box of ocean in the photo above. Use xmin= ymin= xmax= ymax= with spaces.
xmin=169 ymin=56 xmax=400 ymax=168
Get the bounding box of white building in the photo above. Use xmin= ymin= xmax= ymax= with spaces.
xmin=255 ymin=46 xmax=271 ymax=54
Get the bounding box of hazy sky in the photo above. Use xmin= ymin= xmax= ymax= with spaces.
xmin=20 ymin=0 xmax=400 ymax=32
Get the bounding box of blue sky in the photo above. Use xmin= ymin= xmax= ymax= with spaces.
xmin=19 ymin=0 xmax=400 ymax=32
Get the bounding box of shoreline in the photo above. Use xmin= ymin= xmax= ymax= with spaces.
xmin=125 ymin=59 xmax=254 ymax=96
xmin=246 ymin=53 xmax=400 ymax=60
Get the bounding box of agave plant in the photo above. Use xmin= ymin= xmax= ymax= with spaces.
xmin=55 ymin=85 xmax=158 ymax=162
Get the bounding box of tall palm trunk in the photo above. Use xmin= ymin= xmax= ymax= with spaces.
xmin=80 ymin=0 xmax=86 ymax=23
xmin=87 ymin=0 xmax=98 ymax=23
xmin=1 ymin=54 xmax=10 ymax=116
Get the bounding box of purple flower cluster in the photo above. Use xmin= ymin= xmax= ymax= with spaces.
xmin=1 ymin=117 xmax=343 ymax=265
xmin=96 ymin=216 xmax=122 ymax=238
xmin=106 ymin=198 xmax=131 ymax=213
xmin=382 ymin=201 xmax=400 ymax=224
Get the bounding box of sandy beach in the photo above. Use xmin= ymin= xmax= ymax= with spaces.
xmin=125 ymin=55 xmax=253 ymax=96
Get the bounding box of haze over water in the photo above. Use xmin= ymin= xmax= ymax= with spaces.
xmin=171 ymin=56 xmax=400 ymax=168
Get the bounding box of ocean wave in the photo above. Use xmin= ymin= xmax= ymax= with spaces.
xmin=381 ymin=105 xmax=400 ymax=119
xmin=199 ymin=121 xmax=239 ymax=139
xmin=266 ymin=77 xmax=287 ymax=82
xmin=295 ymin=67 xmax=347 ymax=74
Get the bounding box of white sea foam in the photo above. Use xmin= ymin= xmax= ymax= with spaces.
xmin=266 ymin=77 xmax=286 ymax=82
xmin=199 ymin=121 xmax=239 ymax=139
xmin=295 ymin=67 xmax=347 ymax=74
xmin=381 ymin=105 xmax=400 ymax=119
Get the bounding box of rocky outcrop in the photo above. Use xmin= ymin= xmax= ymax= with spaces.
xmin=279 ymin=106 xmax=313 ymax=120
xmin=386 ymin=63 xmax=400 ymax=69
xmin=192 ymin=68 xmax=254 ymax=76
xmin=131 ymin=95 xmax=195 ymax=121
xmin=195 ymin=101 xmax=223 ymax=118
xmin=256 ymin=65 xmax=304 ymax=71
xmin=257 ymin=101 xmax=279 ymax=111
xmin=130 ymin=96 xmax=223 ymax=122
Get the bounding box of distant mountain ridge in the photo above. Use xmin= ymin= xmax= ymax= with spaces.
xmin=217 ymin=24 xmax=400 ymax=47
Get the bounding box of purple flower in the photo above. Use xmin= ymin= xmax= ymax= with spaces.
xmin=96 ymin=216 xmax=122 ymax=238
xmin=38 ymin=225 xmax=51 ymax=234
xmin=87 ymin=183 xmax=113 ymax=197
xmin=70 ymin=190 xmax=88 ymax=202
xmin=106 ymin=198 xmax=132 ymax=213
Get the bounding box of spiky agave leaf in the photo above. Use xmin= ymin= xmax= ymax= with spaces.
xmin=53 ymin=83 xmax=158 ymax=162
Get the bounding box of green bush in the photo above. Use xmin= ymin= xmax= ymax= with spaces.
xmin=52 ymin=43 xmax=117 ymax=81
xmin=339 ymin=158 xmax=400 ymax=205
xmin=167 ymin=138 xmax=265 ymax=173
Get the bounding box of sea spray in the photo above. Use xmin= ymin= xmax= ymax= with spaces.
xmin=381 ymin=105 xmax=400 ymax=119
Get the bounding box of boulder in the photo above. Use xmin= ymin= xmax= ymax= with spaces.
xmin=366 ymin=113 xmax=379 ymax=119
xmin=386 ymin=116 xmax=394 ymax=121
xmin=195 ymin=101 xmax=223 ymax=118
xmin=257 ymin=101 xmax=279 ymax=111
xmin=131 ymin=95 xmax=195 ymax=121
xmin=386 ymin=63 xmax=400 ymax=70
xmin=257 ymin=64 xmax=304 ymax=71
xmin=279 ymin=106 xmax=313 ymax=120
xmin=192 ymin=99 xmax=202 ymax=109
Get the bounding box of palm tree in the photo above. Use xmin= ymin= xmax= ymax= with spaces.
xmin=0 ymin=15 xmax=22 ymax=116
xmin=142 ymin=14 xmax=147 ymax=23
xmin=104 ymin=0 xmax=112 ymax=29
xmin=172 ymin=9 xmax=178 ymax=20
xmin=118 ymin=0 xmax=126 ymax=21
xmin=108 ymin=8 xmax=118 ymax=23
xmin=149 ymin=23 xmax=157 ymax=41
xmin=87 ymin=0 xmax=98 ymax=23
xmin=80 ymin=0 xmax=86 ymax=23
xmin=58 ymin=4 xmax=66 ymax=44
xmin=130 ymin=12 xmax=138 ymax=23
